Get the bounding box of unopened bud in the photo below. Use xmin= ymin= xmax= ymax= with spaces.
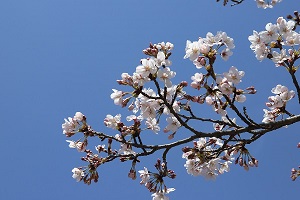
xmin=193 ymin=141 xmax=197 ymax=147
xmin=238 ymin=157 xmax=243 ymax=166
xmin=122 ymin=97 xmax=130 ymax=108
xmin=291 ymin=174 xmax=297 ymax=181
xmin=287 ymin=14 xmax=293 ymax=19
xmin=197 ymin=97 xmax=205 ymax=104
xmin=266 ymin=102 xmax=272 ymax=107
xmin=168 ymin=133 xmax=175 ymax=140
xmin=243 ymin=163 xmax=249 ymax=171
xmin=180 ymin=81 xmax=188 ymax=87
xmin=182 ymin=146 xmax=191 ymax=153
xmin=128 ymin=169 xmax=136 ymax=180
xmin=117 ymin=80 xmax=126 ymax=85
xmin=128 ymin=102 xmax=135 ymax=111
xmin=234 ymin=158 xmax=239 ymax=165
xmin=246 ymin=86 xmax=257 ymax=94
xmin=248 ymin=160 xmax=254 ymax=167
xmin=197 ymin=56 xmax=206 ymax=66
xmin=252 ymin=157 xmax=258 ymax=167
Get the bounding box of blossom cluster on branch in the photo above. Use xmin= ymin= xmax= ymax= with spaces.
xmin=61 ymin=4 xmax=300 ymax=200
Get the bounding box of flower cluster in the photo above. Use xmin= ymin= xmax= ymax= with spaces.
xmin=183 ymin=32 xmax=258 ymax=119
xmin=184 ymin=31 xmax=235 ymax=66
xmin=234 ymin=146 xmax=258 ymax=171
xmin=248 ymin=16 xmax=299 ymax=65
xmin=70 ymin=149 xmax=101 ymax=185
xmin=138 ymin=159 xmax=176 ymax=200
xmin=62 ymin=112 xmax=86 ymax=137
xmin=211 ymin=66 xmax=247 ymax=114
xmin=182 ymin=137 xmax=233 ymax=179
xmin=117 ymin=42 xmax=175 ymax=89
xmin=262 ymin=84 xmax=295 ymax=123
xmin=107 ymin=42 xmax=187 ymax=138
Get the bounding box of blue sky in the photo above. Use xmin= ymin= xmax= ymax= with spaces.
xmin=1 ymin=0 xmax=300 ymax=199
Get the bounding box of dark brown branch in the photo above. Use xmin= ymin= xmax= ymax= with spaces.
xmin=289 ymin=68 xmax=300 ymax=104
xmin=92 ymin=115 xmax=300 ymax=159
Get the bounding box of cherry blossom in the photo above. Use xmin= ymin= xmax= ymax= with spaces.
xmin=119 ymin=143 xmax=136 ymax=156
xmin=193 ymin=56 xmax=206 ymax=69
xmin=62 ymin=112 xmax=86 ymax=137
xmin=184 ymin=40 xmax=201 ymax=61
xmin=223 ymin=66 xmax=245 ymax=85
xmin=72 ymin=168 xmax=85 ymax=182
xmin=138 ymin=167 xmax=150 ymax=185
xmin=191 ymin=72 xmax=204 ymax=90
xmin=157 ymin=67 xmax=176 ymax=88
xmin=151 ymin=188 xmax=175 ymax=200
xmin=62 ymin=117 xmax=77 ymax=136
xmin=136 ymin=58 xmax=157 ymax=78
xmin=164 ymin=116 xmax=181 ymax=133
xmin=271 ymin=49 xmax=288 ymax=66
xmin=110 ymin=89 xmax=124 ymax=106
xmin=74 ymin=112 xmax=85 ymax=122
xmin=104 ymin=114 xmax=121 ymax=129
xmin=66 ymin=140 xmax=86 ymax=152
xmin=220 ymin=48 xmax=233 ymax=61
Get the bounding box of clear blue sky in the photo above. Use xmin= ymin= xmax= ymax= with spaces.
xmin=1 ymin=1 xmax=300 ymax=199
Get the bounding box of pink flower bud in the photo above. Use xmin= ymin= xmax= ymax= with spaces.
xmin=266 ymin=102 xmax=272 ymax=107
xmin=238 ymin=157 xmax=243 ymax=166
xmin=243 ymin=163 xmax=249 ymax=171
xmin=128 ymin=169 xmax=136 ymax=180
xmin=168 ymin=133 xmax=175 ymax=140
xmin=191 ymin=82 xmax=200 ymax=90
xmin=196 ymin=56 xmax=206 ymax=66
xmin=180 ymin=81 xmax=188 ymax=87
xmin=128 ymin=102 xmax=135 ymax=111
xmin=182 ymin=147 xmax=191 ymax=153
xmin=248 ymin=161 xmax=255 ymax=167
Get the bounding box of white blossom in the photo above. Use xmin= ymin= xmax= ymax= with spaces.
xmin=151 ymin=188 xmax=175 ymax=200
xmin=74 ymin=112 xmax=85 ymax=122
xmin=138 ymin=167 xmax=150 ymax=185
xmin=72 ymin=168 xmax=84 ymax=182
xmin=104 ymin=114 xmax=121 ymax=129
xmin=145 ymin=118 xmax=160 ymax=133
xmin=184 ymin=40 xmax=201 ymax=61
xmin=62 ymin=117 xmax=77 ymax=135
xmin=220 ymin=48 xmax=233 ymax=61
xmin=223 ymin=66 xmax=245 ymax=85
xmin=157 ymin=67 xmax=176 ymax=88
xmin=110 ymin=89 xmax=123 ymax=106
xmin=164 ymin=116 xmax=181 ymax=133
xmin=136 ymin=58 xmax=157 ymax=78
xmin=119 ymin=144 xmax=136 ymax=155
